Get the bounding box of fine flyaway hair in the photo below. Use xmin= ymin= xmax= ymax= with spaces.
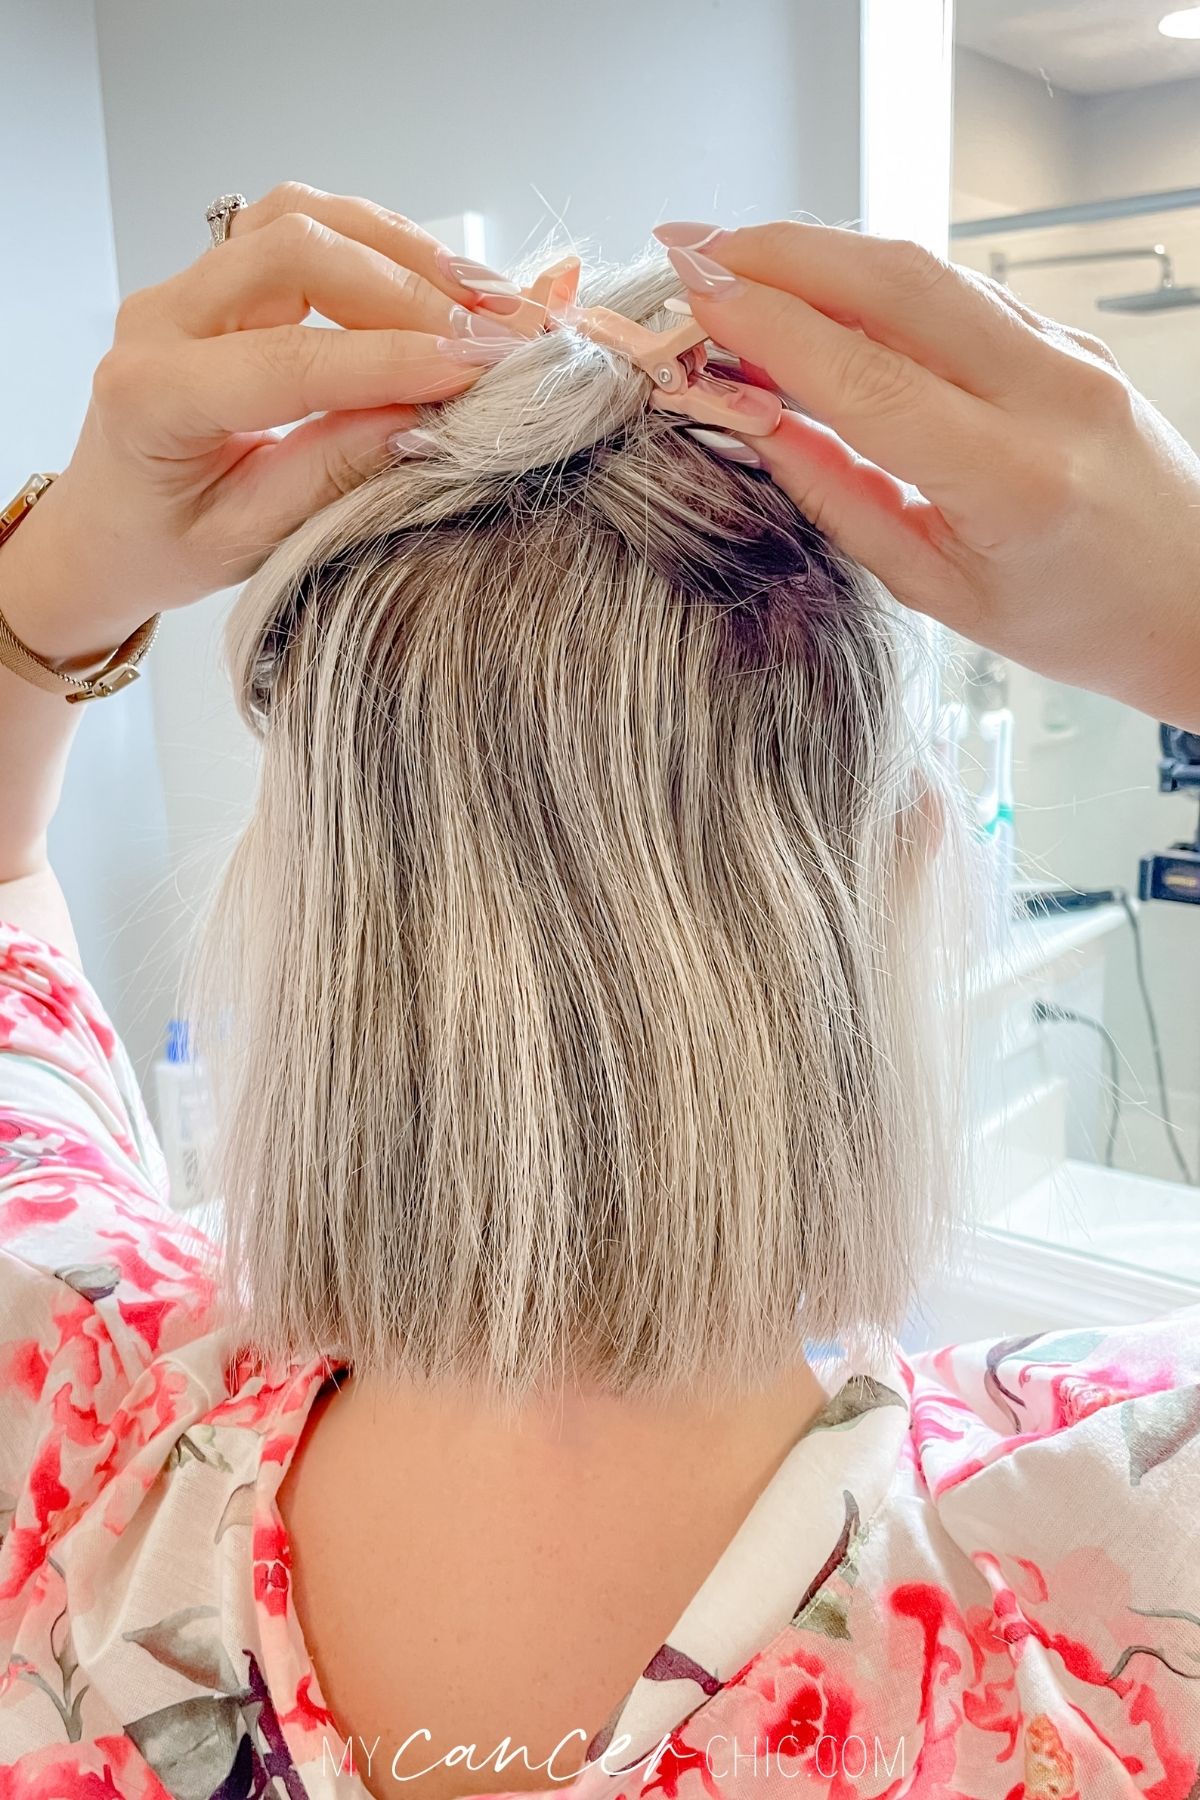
xmin=187 ymin=248 xmax=974 ymax=1406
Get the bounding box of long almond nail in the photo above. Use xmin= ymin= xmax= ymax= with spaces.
xmin=703 ymin=350 xmax=792 ymax=398
xmin=473 ymin=291 xmax=525 ymax=317
xmin=666 ymin=246 xmax=746 ymax=301
xmin=690 ymin=374 xmax=784 ymax=434
xmin=684 ymin=427 xmax=762 ymax=468
xmin=435 ymin=249 xmax=522 ymax=300
xmin=654 ymin=222 xmax=727 ymax=251
xmin=448 ymin=305 xmax=522 ymax=343
xmin=388 ymin=426 xmax=439 ymax=458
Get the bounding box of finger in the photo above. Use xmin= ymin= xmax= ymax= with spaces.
xmin=675 ymin=275 xmax=1015 ymax=540
xmin=750 ymin=411 xmax=978 ymax=636
xmin=127 ymin=327 xmax=494 ymax=442
xmin=229 ymin=181 xmax=519 ymax=313
xmin=657 ymin=223 xmax=1059 ymax=402
xmin=157 ymin=211 xmax=458 ymax=339
xmin=668 ymin=224 xmax=1053 ymax=399
xmin=225 ymin=403 xmax=420 ymax=555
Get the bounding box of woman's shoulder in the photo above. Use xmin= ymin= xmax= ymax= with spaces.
xmin=904 ymin=1308 xmax=1200 ymax=1498
xmin=657 ymin=1316 xmax=1200 ymax=1796
xmin=0 ymin=921 xmax=338 ymax=1781
xmin=0 ymin=917 xmax=220 ymax=1521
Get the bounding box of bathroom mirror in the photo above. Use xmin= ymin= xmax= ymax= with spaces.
xmin=948 ymin=0 xmax=1200 ymax=1290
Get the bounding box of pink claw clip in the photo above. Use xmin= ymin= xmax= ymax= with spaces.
xmin=508 ymin=255 xmax=784 ymax=438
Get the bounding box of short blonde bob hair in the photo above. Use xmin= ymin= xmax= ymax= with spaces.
xmin=190 ymin=252 xmax=970 ymax=1405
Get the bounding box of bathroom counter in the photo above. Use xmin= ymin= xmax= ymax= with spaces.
xmin=975 ymin=898 xmax=1129 ymax=992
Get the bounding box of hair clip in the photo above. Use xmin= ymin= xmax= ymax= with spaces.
xmin=506 ymin=255 xmax=784 ymax=438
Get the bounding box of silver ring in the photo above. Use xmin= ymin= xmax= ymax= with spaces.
xmin=205 ymin=192 xmax=248 ymax=248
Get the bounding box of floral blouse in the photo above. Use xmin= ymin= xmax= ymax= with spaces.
xmin=1 ymin=917 xmax=1200 ymax=1800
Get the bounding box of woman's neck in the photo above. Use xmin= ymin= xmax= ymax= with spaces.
xmin=277 ymin=1353 xmax=830 ymax=1800
xmin=338 ymin=1351 xmax=830 ymax=1473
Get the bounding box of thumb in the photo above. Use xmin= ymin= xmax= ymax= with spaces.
xmin=754 ymin=410 xmax=957 ymax=623
xmin=243 ymin=403 xmax=422 ymax=539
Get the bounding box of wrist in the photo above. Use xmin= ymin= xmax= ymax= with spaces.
xmin=0 ymin=472 xmax=150 ymax=668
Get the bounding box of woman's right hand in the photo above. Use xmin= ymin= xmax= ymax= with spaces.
xmin=656 ymin=221 xmax=1200 ymax=729
xmin=2 ymin=183 xmax=523 ymax=670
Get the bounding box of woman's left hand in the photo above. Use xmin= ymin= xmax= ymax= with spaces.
xmin=657 ymin=220 xmax=1200 ymax=728
xmin=5 ymin=183 xmax=509 ymax=665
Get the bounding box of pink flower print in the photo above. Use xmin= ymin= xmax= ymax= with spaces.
xmin=0 ymin=1437 xmax=70 ymax=1601
xmin=0 ymin=1338 xmax=51 ymax=1403
xmin=89 ymin=1359 xmax=193 ymax=1497
xmin=121 ymin=1358 xmax=192 ymax=1442
xmin=254 ymin=1516 xmax=293 ymax=1618
xmin=0 ymin=1744 xmax=166 ymax=1799
xmin=984 ymin=1565 xmax=1128 ymax=1693
xmin=0 ymin=935 xmax=116 ymax=1058
xmin=116 ymin=1298 xmax=173 ymax=1357
xmin=48 ymin=1371 xmax=108 ymax=1454
xmin=93 ymin=1735 xmax=177 ymax=1798
xmin=755 ymin=1650 xmax=845 ymax=1764
xmin=0 ymin=1120 xmax=66 ymax=1176
xmin=692 ymin=1641 xmax=860 ymax=1797
xmin=1049 ymin=1356 xmax=1172 ymax=1429
xmin=96 ymin=1231 xmax=180 ymax=1298
xmin=48 ymin=1295 xmax=108 ymax=1392
xmin=0 ymin=1190 xmax=77 ymax=1241
xmin=282 ymin=1669 xmax=339 ymax=1734
xmin=12 ymin=1129 xmax=120 ymax=1187
xmin=642 ymin=1728 xmax=717 ymax=1800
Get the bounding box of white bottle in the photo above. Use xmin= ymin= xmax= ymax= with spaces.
xmin=977 ymin=707 xmax=1016 ymax=937
xmin=154 ymin=1018 xmax=214 ymax=1212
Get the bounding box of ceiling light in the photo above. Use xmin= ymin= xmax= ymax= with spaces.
xmin=1159 ymin=7 xmax=1200 ymax=37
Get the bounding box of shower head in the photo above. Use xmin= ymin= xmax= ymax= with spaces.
xmin=1096 ymin=282 xmax=1200 ymax=313
xmin=991 ymin=243 xmax=1200 ymax=316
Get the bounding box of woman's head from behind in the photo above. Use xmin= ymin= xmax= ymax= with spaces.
xmin=194 ymin=252 xmax=966 ymax=1404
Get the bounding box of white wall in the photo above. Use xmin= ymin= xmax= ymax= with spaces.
xmin=88 ymin=0 xmax=868 ymax=1023
xmin=95 ymin=0 xmax=864 ymax=290
xmin=1 ymin=0 xmax=173 ymax=1082
xmin=952 ymin=50 xmax=1200 ymax=1182
xmin=953 ymin=45 xmax=1084 ymax=216
xmin=1077 ymin=73 xmax=1200 ymax=194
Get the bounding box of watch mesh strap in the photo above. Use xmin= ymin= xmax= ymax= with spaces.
xmin=0 ymin=471 xmax=160 ymax=702
xmin=0 ymin=606 xmax=161 ymax=702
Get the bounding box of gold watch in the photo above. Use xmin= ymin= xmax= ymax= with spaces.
xmin=0 ymin=473 xmax=161 ymax=703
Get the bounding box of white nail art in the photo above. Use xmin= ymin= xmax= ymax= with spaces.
xmin=684 ymin=427 xmax=763 ymax=468
xmin=663 ymin=296 xmax=694 ymax=316
xmin=447 ymin=261 xmax=522 ymax=297
xmin=387 ymin=427 xmax=439 ymax=458
xmin=466 ymin=277 xmax=520 ymax=297
xmin=449 ymin=305 xmax=521 ymax=343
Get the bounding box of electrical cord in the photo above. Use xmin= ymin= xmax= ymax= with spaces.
xmin=1116 ymin=889 xmax=1197 ymax=1185
xmin=1018 ymin=884 xmax=1196 ymax=1183
xmin=1031 ymin=1001 xmax=1122 ymax=1169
